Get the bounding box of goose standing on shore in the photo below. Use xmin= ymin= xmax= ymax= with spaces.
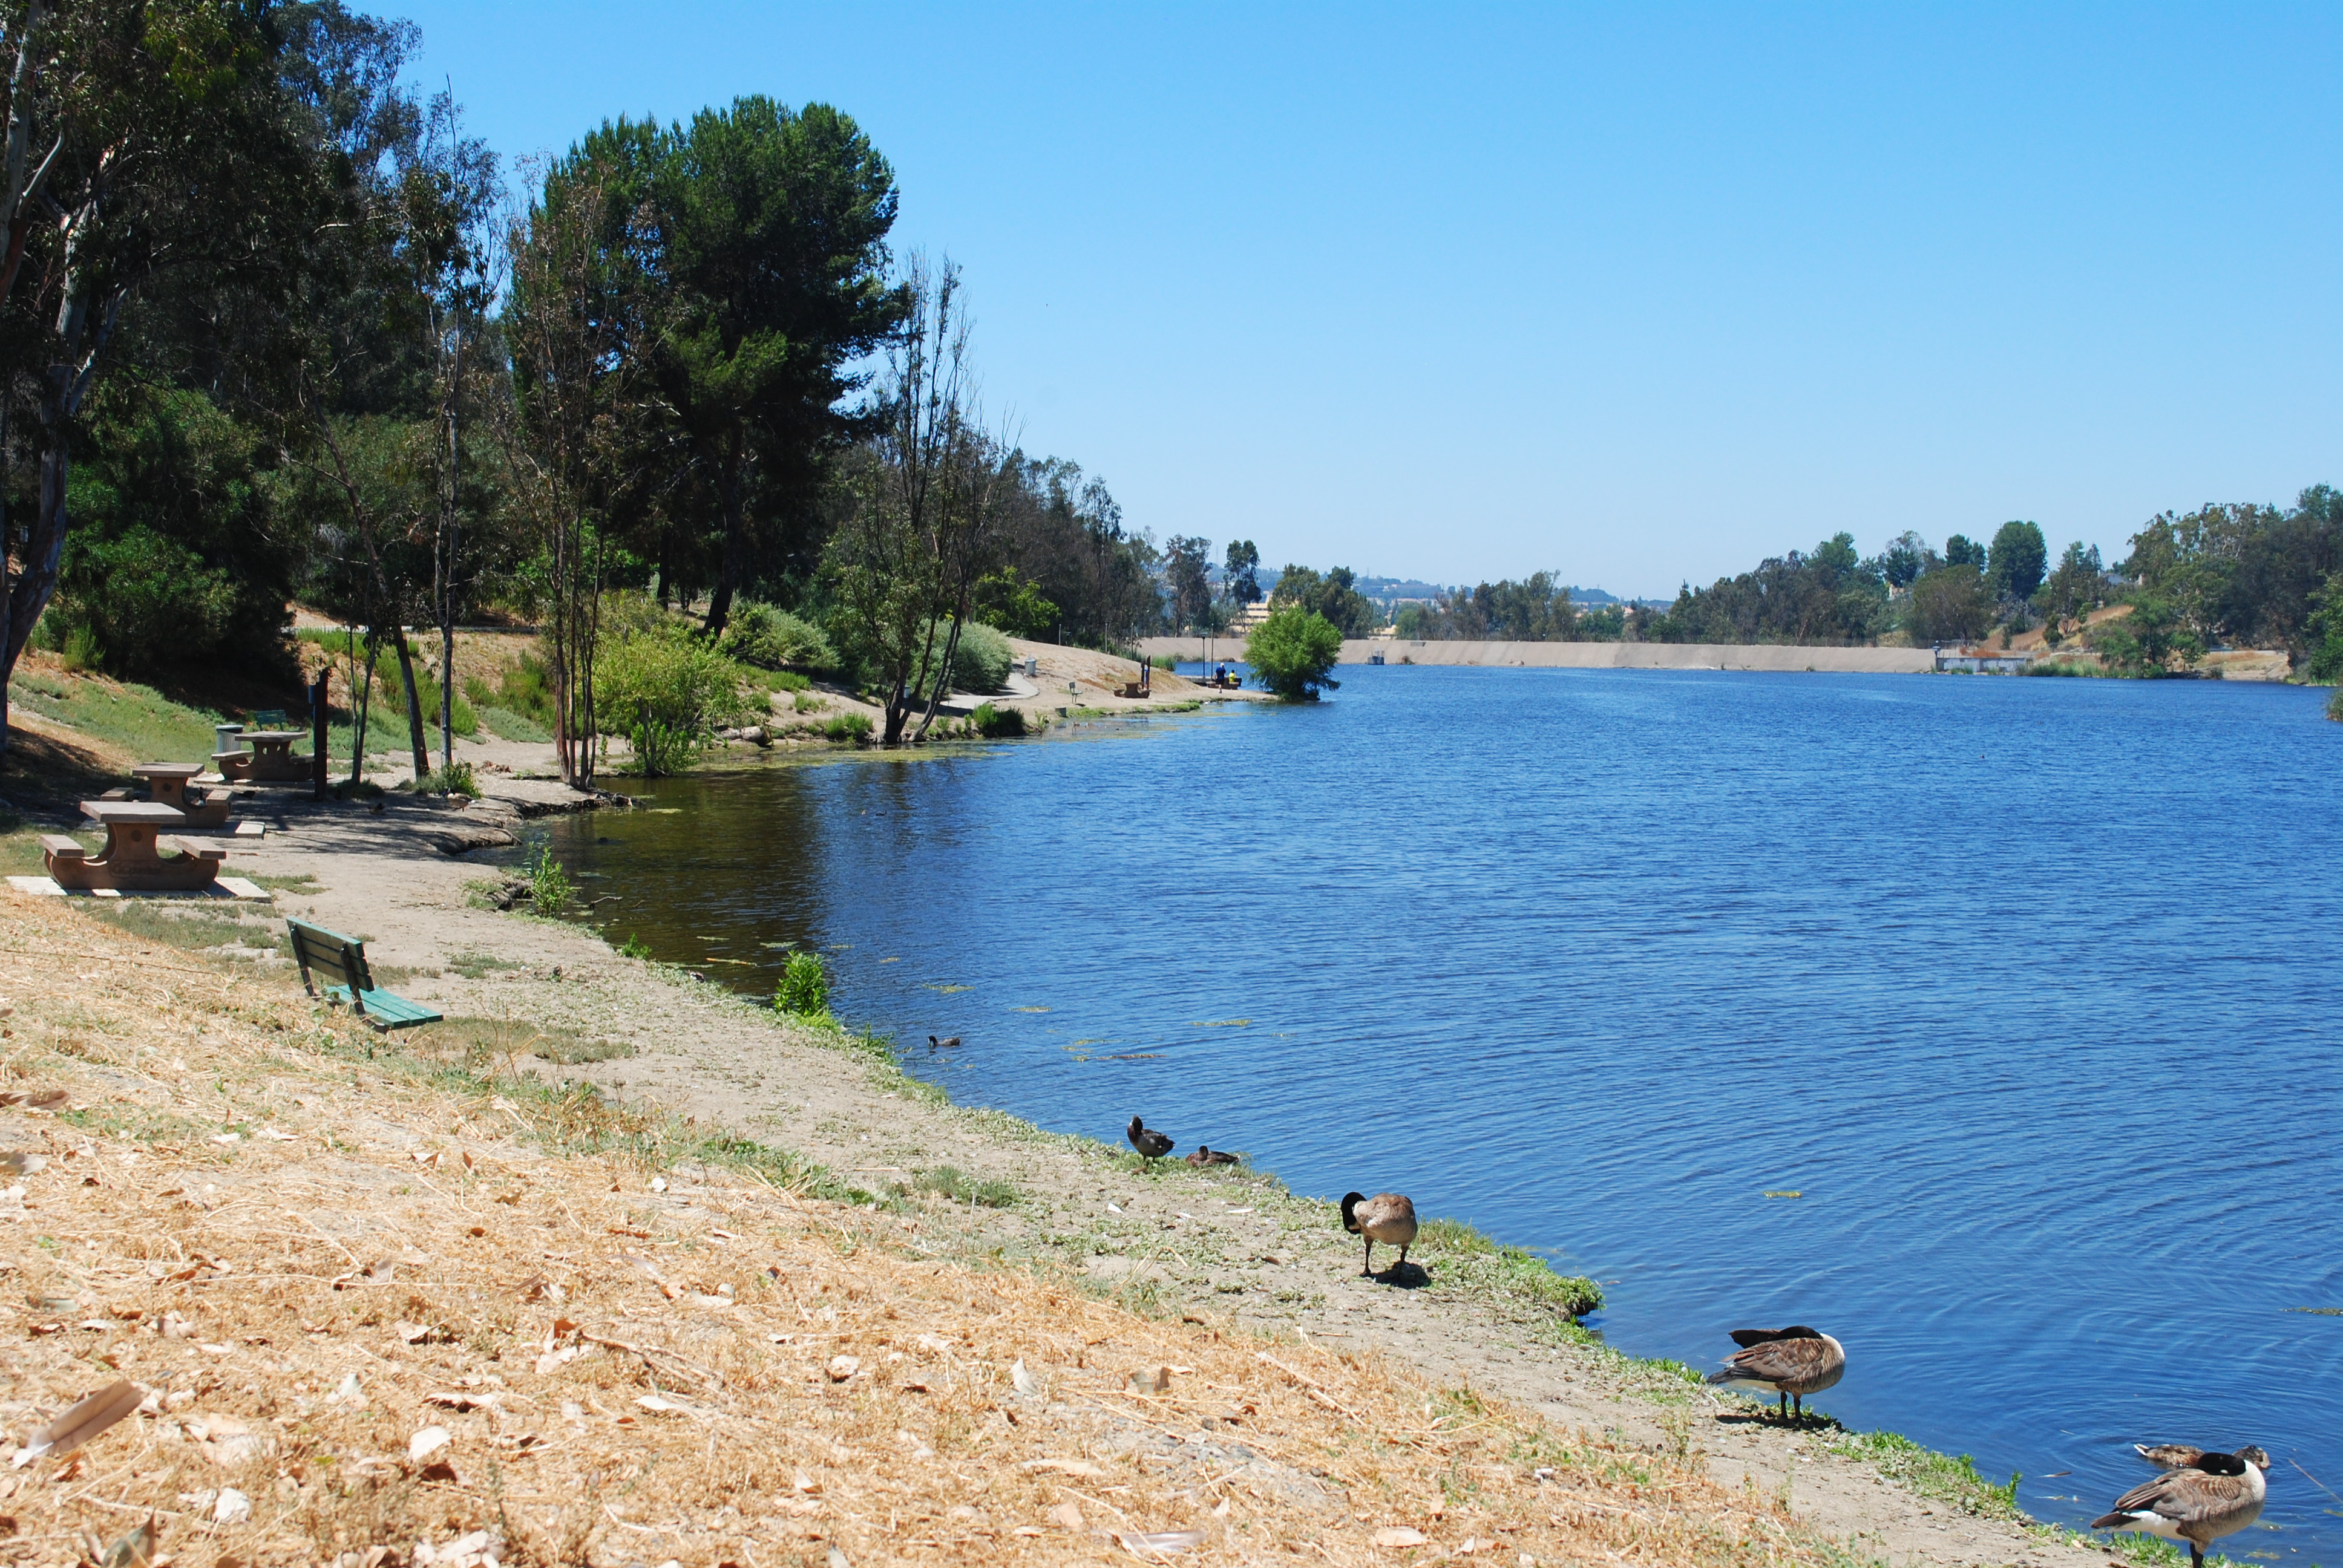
xmin=1340 ymin=1191 xmax=1418 ymax=1279
xmin=2094 ymin=1446 xmax=2270 ymax=1568
xmin=1704 ymin=1326 xmax=1846 ymax=1420
xmin=1126 ymin=1116 xmax=1175 ymax=1168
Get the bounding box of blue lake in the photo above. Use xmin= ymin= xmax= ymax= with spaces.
xmin=551 ymin=666 xmax=2343 ymax=1558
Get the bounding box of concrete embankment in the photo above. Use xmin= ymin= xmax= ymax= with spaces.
xmin=1136 ymin=634 xmax=1934 ymax=674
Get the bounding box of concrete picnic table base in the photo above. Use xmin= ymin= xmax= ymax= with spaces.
xmin=115 ymin=764 xmax=231 ymax=827
xmin=214 ymin=732 xmax=310 ymax=783
xmin=44 ymin=805 xmax=226 ymax=892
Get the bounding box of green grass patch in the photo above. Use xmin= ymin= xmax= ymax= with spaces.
xmin=8 ymin=670 xmax=227 ymax=762
xmin=1826 ymin=1426 xmax=2020 ymax=1518
xmin=445 ymin=949 xmax=525 ymax=980
xmin=908 ymin=1165 xmax=1020 ymax=1209
xmin=476 ymin=705 xmax=552 ymax=743
xmin=1414 ymin=1214 xmax=1604 ymax=1319
xmin=82 ymin=899 xmax=286 ymax=956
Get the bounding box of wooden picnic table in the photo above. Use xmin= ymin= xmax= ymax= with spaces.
xmin=41 ymin=800 xmax=226 ymax=892
xmin=216 ymin=730 xmax=310 ymax=783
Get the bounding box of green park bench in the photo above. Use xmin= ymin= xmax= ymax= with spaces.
xmin=285 ymin=917 xmax=442 ymax=1031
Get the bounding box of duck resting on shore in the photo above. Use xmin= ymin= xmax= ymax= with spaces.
xmin=1186 ymin=1146 xmax=1240 ymax=1166
xmin=1705 ymin=1326 xmax=1846 ymax=1420
xmin=1126 ymin=1116 xmax=1175 ymax=1168
xmin=2094 ymin=1445 xmax=2270 ymax=1568
xmin=1340 ymin=1191 xmax=1418 ymax=1279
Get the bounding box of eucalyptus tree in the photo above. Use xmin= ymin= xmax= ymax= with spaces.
xmin=0 ymin=0 xmax=337 ymax=764
xmin=497 ymin=148 xmax=660 ymax=787
xmin=825 ymin=257 xmax=1003 ymax=745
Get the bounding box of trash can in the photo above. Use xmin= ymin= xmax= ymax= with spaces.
xmin=214 ymin=723 xmax=246 ymax=757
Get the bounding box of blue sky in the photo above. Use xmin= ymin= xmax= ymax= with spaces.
xmin=391 ymin=2 xmax=2339 ymax=596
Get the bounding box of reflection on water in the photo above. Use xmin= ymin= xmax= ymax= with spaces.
xmin=551 ymin=668 xmax=2343 ymax=1555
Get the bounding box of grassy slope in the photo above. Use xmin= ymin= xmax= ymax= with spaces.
xmin=0 ymin=888 xmax=1845 ymax=1568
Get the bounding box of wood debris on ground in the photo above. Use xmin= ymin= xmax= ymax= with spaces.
xmin=0 ymin=892 xmax=1836 ymax=1567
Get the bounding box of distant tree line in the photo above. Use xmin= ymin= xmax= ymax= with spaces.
xmin=0 ymin=2 xmax=1170 ymax=767
xmin=1352 ymin=491 xmax=2342 ymax=679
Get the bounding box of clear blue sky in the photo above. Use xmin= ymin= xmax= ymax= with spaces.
xmin=390 ymin=2 xmax=2339 ymax=596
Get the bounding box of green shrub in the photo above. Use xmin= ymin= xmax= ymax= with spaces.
xmin=971 ymin=702 xmax=1028 ymax=738
xmin=719 ymin=601 xmax=838 ymax=671
xmin=625 ymin=719 xmax=696 ymax=777
xmin=415 ymin=761 xmax=479 ymax=798
xmin=1246 ymin=606 xmax=1344 ymax=701
xmin=491 ymin=653 xmax=559 ymax=725
xmin=61 ymin=625 xmax=102 ymax=673
xmin=594 ymin=629 xmax=752 ymax=775
xmin=2307 ymin=570 xmax=2343 ymax=683
xmin=766 ymin=669 xmax=812 ymax=693
xmin=525 ymin=841 xmax=573 ymax=916
xmin=45 ymin=524 xmax=238 ymax=678
xmin=617 ymin=932 xmax=652 ymax=959
xmin=2328 ymin=687 xmax=2342 ymax=723
xmin=949 ymin=621 xmax=1015 ymax=693
xmin=824 ymin=712 xmax=873 ymax=743
xmin=373 ymin=655 xmax=477 ymax=737
xmin=775 ymin=950 xmax=830 ymax=1019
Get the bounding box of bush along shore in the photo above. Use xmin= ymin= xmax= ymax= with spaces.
xmin=0 ymin=783 xmax=2232 ymax=1568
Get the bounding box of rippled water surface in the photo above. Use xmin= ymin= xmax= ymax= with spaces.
xmin=552 ymin=667 xmax=2343 ymax=1555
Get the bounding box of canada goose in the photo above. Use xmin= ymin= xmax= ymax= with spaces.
xmin=1185 ymin=1146 xmax=1239 ymax=1167
xmin=1704 ymin=1326 xmax=1846 ymax=1419
xmin=2137 ymin=1443 xmax=2207 ymax=1470
xmin=1340 ymin=1192 xmax=1418 ymax=1278
xmin=928 ymin=1034 xmax=962 ymax=1049
xmin=2094 ymin=1445 xmax=2270 ymax=1568
xmin=1126 ymin=1116 xmax=1174 ymax=1168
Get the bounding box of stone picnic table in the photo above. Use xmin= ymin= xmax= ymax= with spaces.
xmin=214 ymin=730 xmax=310 ymax=783
xmin=42 ymin=801 xmax=226 ymax=892
xmin=106 ymin=762 xmax=232 ymax=828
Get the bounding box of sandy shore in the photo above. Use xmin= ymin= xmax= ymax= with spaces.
xmin=3 ymin=740 xmax=2127 ymax=1568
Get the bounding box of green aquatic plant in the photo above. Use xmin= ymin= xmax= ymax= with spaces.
xmin=775 ymin=950 xmax=831 ymax=1020
xmin=524 ymin=842 xmax=574 ymax=916
xmin=824 ymin=712 xmax=873 ymax=743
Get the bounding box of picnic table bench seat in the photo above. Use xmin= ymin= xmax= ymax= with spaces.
xmin=286 ymin=917 xmax=442 ymax=1031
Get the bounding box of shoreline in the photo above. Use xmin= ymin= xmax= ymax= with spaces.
xmin=4 ymin=750 xmax=2150 ymax=1568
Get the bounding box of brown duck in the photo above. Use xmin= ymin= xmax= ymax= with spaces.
xmin=1185 ymin=1146 xmax=1239 ymax=1166
xmin=1339 ymin=1191 xmax=1417 ymax=1278
xmin=1126 ymin=1116 xmax=1174 ymax=1168
xmin=1704 ymin=1326 xmax=1846 ymax=1419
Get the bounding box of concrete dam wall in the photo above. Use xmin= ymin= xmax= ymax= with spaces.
xmin=1133 ymin=636 xmax=1935 ymax=675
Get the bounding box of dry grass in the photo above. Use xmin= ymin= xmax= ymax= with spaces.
xmin=0 ymin=892 xmax=1843 ymax=1568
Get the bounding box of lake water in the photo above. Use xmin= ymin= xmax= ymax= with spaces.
xmin=549 ymin=667 xmax=2343 ymax=1558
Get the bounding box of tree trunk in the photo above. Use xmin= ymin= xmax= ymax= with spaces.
xmin=349 ymin=633 xmax=380 ymax=785
xmin=392 ymin=624 xmax=430 ymax=779
xmin=437 ymin=316 xmax=462 ymax=768
xmin=704 ymin=431 xmax=747 ymax=639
